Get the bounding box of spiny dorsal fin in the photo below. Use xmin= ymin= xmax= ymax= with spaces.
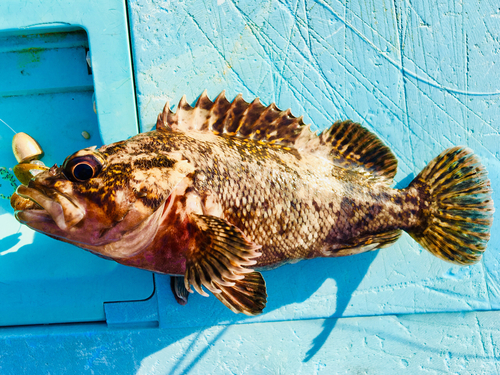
xmin=156 ymin=101 xmax=172 ymax=131
xmin=159 ymin=91 xmax=307 ymax=147
xmin=158 ymin=92 xmax=397 ymax=182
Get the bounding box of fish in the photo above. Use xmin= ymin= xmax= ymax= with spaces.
xmin=10 ymin=91 xmax=494 ymax=315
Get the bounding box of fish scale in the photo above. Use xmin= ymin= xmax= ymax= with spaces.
xmin=140 ymin=129 xmax=413 ymax=268
xmin=11 ymin=91 xmax=493 ymax=316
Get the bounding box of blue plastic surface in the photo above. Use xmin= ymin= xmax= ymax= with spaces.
xmin=0 ymin=2 xmax=153 ymax=326
xmin=127 ymin=0 xmax=500 ymax=324
xmin=2 ymin=275 xmax=500 ymax=373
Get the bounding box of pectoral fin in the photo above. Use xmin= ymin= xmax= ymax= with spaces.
xmin=185 ymin=214 xmax=267 ymax=315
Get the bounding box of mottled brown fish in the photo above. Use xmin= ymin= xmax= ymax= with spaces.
xmin=11 ymin=92 xmax=494 ymax=315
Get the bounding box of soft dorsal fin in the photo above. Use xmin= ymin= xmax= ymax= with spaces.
xmin=302 ymin=120 xmax=398 ymax=182
xmin=156 ymin=91 xmax=397 ymax=182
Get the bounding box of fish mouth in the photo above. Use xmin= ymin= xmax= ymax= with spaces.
xmin=13 ymin=184 xmax=85 ymax=230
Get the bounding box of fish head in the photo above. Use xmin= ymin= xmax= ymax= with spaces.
xmin=12 ymin=133 xmax=194 ymax=258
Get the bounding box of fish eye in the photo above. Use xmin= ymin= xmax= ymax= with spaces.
xmin=73 ymin=163 xmax=94 ymax=180
xmin=63 ymin=154 xmax=103 ymax=182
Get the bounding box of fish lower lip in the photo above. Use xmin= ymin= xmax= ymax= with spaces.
xmin=15 ymin=185 xmax=84 ymax=230
xmin=15 ymin=209 xmax=52 ymax=225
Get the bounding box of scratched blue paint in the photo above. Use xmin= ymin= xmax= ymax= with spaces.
xmin=127 ymin=0 xmax=500 ymax=321
xmin=1 ymin=309 xmax=500 ymax=374
xmin=0 ymin=1 xmax=153 ymax=326
xmin=125 ymin=0 xmax=500 ymax=371
xmin=0 ymin=0 xmax=499 ymax=373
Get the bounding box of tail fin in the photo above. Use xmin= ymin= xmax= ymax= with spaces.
xmin=408 ymin=147 xmax=494 ymax=265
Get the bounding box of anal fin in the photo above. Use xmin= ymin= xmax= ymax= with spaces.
xmin=213 ymin=271 xmax=267 ymax=316
xmin=185 ymin=214 xmax=267 ymax=315
xmin=334 ymin=230 xmax=402 ymax=257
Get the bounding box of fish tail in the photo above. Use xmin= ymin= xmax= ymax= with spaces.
xmin=408 ymin=146 xmax=494 ymax=265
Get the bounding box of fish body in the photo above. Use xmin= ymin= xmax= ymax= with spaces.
xmin=12 ymin=92 xmax=494 ymax=315
xmin=102 ymin=130 xmax=411 ymax=271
